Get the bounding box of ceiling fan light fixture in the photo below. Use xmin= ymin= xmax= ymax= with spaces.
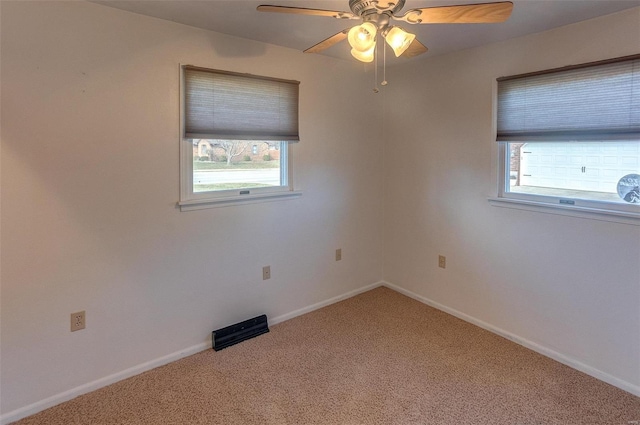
xmin=258 ymin=1 xmax=514 ymax=65
xmin=347 ymin=22 xmax=377 ymax=52
xmin=385 ymin=26 xmax=416 ymax=57
xmin=350 ymin=43 xmax=375 ymax=62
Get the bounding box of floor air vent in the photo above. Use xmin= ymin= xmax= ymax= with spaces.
xmin=212 ymin=314 xmax=269 ymax=351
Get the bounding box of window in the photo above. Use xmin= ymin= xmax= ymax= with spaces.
xmin=179 ymin=66 xmax=301 ymax=210
xmin=495 ymin=55 xmax=640 ymax=219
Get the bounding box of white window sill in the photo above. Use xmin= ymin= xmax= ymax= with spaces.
xmin=488 ymin=197 xmax=640 ymax=226
xmin=179 ymin=190 xmax=302 ymax=211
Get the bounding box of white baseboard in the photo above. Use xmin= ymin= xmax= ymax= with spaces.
xmin=0 ymin=280 xmax=385 ymax=425
xmin=7 ymin=279 xmax=633 ymax=424
xmin=381 ymin=280 xmax=640 ymax=398
xmin=1 ymin=342 xmax=210 ymax=425
xmin=270 ymin=281 xmax=384 ymax=325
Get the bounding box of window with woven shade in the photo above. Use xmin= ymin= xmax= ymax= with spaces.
xmin=179 ymin=66 xmax=301 ymax=210
xmin=494 ymin=54 xmax=640 ymax=220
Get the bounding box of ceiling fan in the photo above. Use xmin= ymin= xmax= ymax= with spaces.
xmin=257 ymin=1 xmax=514 ymax=62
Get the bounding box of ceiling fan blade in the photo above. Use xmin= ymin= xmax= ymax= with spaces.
xmin=304 ymin=30 xmax=350 ymax=54
xmin=395 ymin=1 xmax=513 ymax=24
xmin=257 ymin=5 xmax=357 ymax=20
xmin=400 ymin=39 xmax=429 ymax=58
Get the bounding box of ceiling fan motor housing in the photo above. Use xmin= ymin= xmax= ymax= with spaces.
xmin=349 ymin=0 xmax=406 ymax=16
xmin=350 ymin=0 xmax=405 ymax=32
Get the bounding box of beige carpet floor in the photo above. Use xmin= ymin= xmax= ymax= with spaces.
xmin=13 ymin=286 xmax=640 ymax=424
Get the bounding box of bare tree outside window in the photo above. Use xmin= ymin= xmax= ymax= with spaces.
xmin=216 ymin=140 xmax=250 ymax=165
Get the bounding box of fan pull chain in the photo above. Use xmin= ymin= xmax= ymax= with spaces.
xmin=381 ymin=41 xmax=388 ymax=86
xmin=373 ymin=39 xmax=379 ymax=93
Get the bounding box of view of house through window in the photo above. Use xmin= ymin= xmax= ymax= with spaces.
xmin=497 ymin=55 xmax=639 ymax=214
xmin=191 ymin=140 xmax=285 ymax=192
xmin=506 ymin=141 xmax=640 ymax=204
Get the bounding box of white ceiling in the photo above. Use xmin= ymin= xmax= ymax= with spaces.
xmin=91 ymin=0 xmax=640 ymax=63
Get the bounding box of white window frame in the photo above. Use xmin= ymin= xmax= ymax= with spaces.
xmin=178 ymin=66 xmax=301 ymax=211
xmin=491 ymin=55 xmax=640 ymax=225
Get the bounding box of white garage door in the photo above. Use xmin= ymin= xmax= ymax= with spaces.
xmin=520 ymin=142 xmax=640 ymax=193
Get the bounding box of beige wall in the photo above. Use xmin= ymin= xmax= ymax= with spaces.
xmin=384 ymin=6 xmax=640 ymax=394
xmin=2 ymin=0 xmax=639 ymax=421
xmin=0 ymin=1 xmax=384 ymax=418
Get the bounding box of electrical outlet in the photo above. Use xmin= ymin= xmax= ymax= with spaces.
xmin=335 ymin=248 xmax=342 ymax=261
xmin=262 ymin=266 xmax=271 ymax=280
xmin=71 ymin=311 xmax=86 ymax=332
xmin=438 ymin=255 xmax=446 ymax=269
